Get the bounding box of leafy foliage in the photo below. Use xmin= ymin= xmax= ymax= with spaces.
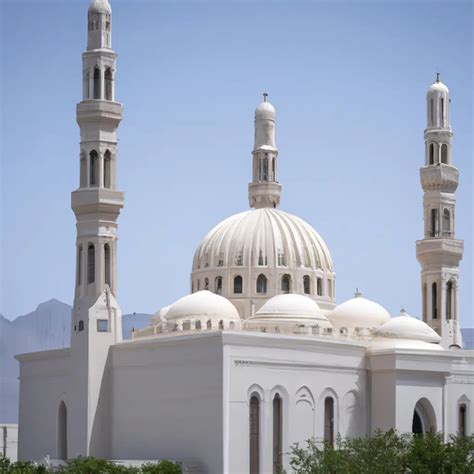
xmin=0 ymin=455 xmax=181 ymax=473
xmin=286 ymin=430 xmax=474 ymax=474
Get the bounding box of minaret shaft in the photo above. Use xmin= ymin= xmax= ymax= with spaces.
xmin=416 ymin=75 xmax=463 ymax=348
xmin=69 ymin=0 xmax=123 ymax=458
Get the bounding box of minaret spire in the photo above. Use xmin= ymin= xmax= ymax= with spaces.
xmin=248 ymin=94 xmax=282 ymax=209
xmin=416 ymin=75 xmax=464 ymax=348
xmin=70 ymin=0 xmax=124 ymax=457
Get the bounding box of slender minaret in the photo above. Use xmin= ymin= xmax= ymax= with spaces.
xmin=69 ymin=0 xmax=124 ymax=457
xmin=248 ymin=93 xmax=282 ymax=208
xmin=416 ymin=74 xmax=464 ymax=349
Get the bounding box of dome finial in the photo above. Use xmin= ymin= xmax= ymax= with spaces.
xmin=354 ymin=288 xmax=362 ymax=298
xmin=263 ymin=92 xmax=268 ymax=102
xmin=436 ymin=72 xmax=440 ymax=83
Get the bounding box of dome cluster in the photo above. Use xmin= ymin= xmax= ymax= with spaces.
xmin=133 ymin=290 xmax=442 ymax=352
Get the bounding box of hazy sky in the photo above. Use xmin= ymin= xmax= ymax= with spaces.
xmin=1 ymin=0 xmax=472 ymax=327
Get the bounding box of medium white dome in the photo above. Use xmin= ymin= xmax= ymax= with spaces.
xmin=166 ymin=291 xmax=239 ymax=322
xmin=375 ymin=310 xmax=441 ymax=343
xmin=328 ymin=295 xmax=390 ymax=329
xmin=245 ymin=293 xmax=331 ymax=333
xmin=89 ymin=0 xmax=112 ymax=14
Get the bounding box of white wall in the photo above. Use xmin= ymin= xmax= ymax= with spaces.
xmin=109 ymin=333 xmax=224 ymax=473
xmin=16 ymin=349 xmax=70 ymax=461
xmin=223 ymin=332 xmax=367 ymax=473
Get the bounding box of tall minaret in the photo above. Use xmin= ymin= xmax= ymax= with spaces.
xmin=69 ymin=0 xmax=124 ymax=458
xmin=416 ymin=74 xmax=464 ymax=349
xmin=248 ymin=93 xmax=282 ymax=208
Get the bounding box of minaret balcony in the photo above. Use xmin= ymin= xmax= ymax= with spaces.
xmin=420 ymin=164 xmax=458 ymax=193
xmin=71 ymin=187 xmax=124 ymax=217
xmin=77 ymin=100 xmax=123 ymax=124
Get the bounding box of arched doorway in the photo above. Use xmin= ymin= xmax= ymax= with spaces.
xmin=58 ymin=401 xmax=68 ymax=460
xmin=412 ymin=398 xmax=436 ymax=435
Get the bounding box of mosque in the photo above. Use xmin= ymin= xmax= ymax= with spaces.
xmin=16 ymin=1 xmax=473 ymax=473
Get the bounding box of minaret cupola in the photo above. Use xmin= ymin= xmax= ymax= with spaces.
xmin=249 ymin=93 xmax=282 ymax=209
xmin=87 ymin=0 xmax=112 ymax=51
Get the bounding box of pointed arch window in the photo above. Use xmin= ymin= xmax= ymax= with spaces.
xmin=215 ymin=276 xmax=223 ymax=295
xmin=443 ymin=208 xmax=450 ymax=235
xmin=76 ymin=245 xmax=83 ymax=287
xmin=104 ymin=243 xmax=111 ymax=286
xmin=281 ymin=274 xmax=291 ymax=294
xmin=204 ymin=278 xmax=209 ymax=290
xmin=249 ymin=395 xmax=260 ymax=474
xmin=105 ymin=68 xmax=112 ymax=100
xmin=80 ymin=152 xmax=87 ymax=187
xmin=422 ymin=283 xmax=427 ymax=322
xmin=303 ymin=275 xmax=311 ymax=295
xmin=317 ymin=277 xmax=323 ymax=296
xmin=87 ymin=244 xmax=95 ymax=284
xmin=104 ymin=150 xmax=111 ymax=188
xmin=432 ymin=282 xmax=438 ymax=319
xmin=429 ymin=143 xmax=434 ymax=165
xmin=58 ymin=401 xmax=68 ymax=460
xmin=430 ymin=209 xmax=438 ymax=237
xmin=89 ymin=150 xmax=99 ymax=187
xmin=324 ymin=396 xmax=334 ymax=446
xmin=458 ymin=404 xmax=467 ymax=436
xmin=93 ymin=67 xmax=101 ymax=99
xmin=263 ymin=156 xmax=269 ymax=181
xmin=234 ymin=275 xmax=243 ymax=294
xmin=273 ymin=394 xmax=283 ymax=472
xmin=441 ymin=144 xmax=448 ymax=164
xmin=256 ymin=274 xmax=267 ymax=294
xmin=446 ymin=280 xmax=453 ymax=320
xmin=78 ymin=320 xmax=84 ymax=332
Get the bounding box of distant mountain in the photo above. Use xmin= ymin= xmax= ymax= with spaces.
xmin=0 ymin=300 xmax=150 ymax=423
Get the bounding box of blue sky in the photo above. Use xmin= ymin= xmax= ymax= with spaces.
xmin=1 ymin=0 xmax=472 ymax=327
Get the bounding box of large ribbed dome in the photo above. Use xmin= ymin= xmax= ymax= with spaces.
xmin=191 ymin=208 xmax=335 ymax=318
xmin=193 ymin=208 xmax=333 ymax=271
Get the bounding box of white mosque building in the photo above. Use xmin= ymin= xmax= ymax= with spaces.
xmin=16 ymin=1 xmax=473 ymax=473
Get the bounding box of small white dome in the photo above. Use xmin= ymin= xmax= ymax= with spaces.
xmin=166 ymin=291 xmax=239 ymax=322
xmin=328 ymin=295 xmax=391 ymax=329
xmin=89 ymin=0 xmax=112 ymax=14
xmin=255 ymin=99 xmax=275 ymax=120
xmin=375 ymin=310 xmax=441 ymax=343
xmin=255 ymin=294 xmax=323 ymax=320
xmin=428 ymin=79 xmax=449 ymax=95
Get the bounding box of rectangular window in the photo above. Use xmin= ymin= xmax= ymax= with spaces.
xmin=97 ymin=319 xmax=109 ymax=332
